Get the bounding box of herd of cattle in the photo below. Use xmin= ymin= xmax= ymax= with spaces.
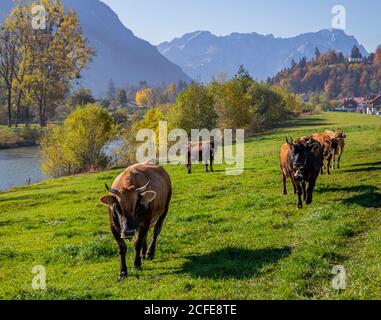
xmin=99 ymin=130 xmax=346 ymax=278
xmin=280 ymin=130 xmax=346 ymax=209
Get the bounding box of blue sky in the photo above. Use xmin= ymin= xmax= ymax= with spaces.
xmin=101 ymin=0 xmax=380 ymax=52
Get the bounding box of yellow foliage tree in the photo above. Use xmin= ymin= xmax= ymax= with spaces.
xmin=135 ymin=88 xmax=153 ymax=107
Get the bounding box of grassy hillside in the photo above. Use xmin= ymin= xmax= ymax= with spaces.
xmin=0 ymin=112 xmax=380 ymax=300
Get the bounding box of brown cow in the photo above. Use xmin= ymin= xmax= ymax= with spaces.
xmin=187 ymin=141 xmax=215 ymax=174
xmin=325 ymin=131 xmax=346 ymax=169
xmin=280 ymin=137 xmax=323 ymax=209
xmin=311 ymin=132 xmax=338 ymax=175
xmin=99 ymin=163 xmax=172 ymax=279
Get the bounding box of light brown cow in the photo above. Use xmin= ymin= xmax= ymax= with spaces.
xmin=311 ymin=132 xmax=337 ymax=175
xmin=280 ymin=141 xmax=296 ymax=195
xmin=325 ymin=131 xmax=347 ymax=169
xmin=99 ymin=162 xmax=172 ymax=278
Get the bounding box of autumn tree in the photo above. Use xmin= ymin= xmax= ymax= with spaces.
xmin=136 ymin=88 xmax=153 ymax=107
xmin=374 ymin=47 xmax=381 ymax=66
xmin=0 ymin=19 xmax=18 ymax=127
xmin=31 ymin=0 xmax=93 ymax=126
xmin=1 ymin=0 xmax=93 ymax=127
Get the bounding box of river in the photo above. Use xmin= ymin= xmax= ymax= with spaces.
xmin=0 ymin=146 xmax=46 ymax=191
xmin=0 ymin=140 xmax=123 ymax=192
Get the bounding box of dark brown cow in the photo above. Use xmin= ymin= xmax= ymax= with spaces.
xmin=99 ymin=163 xmax=172 ymax=279
xmin=280 ymin=137 xmax=323 ymax=209
xmin=187 ymin=141 xmax=215 ymax=174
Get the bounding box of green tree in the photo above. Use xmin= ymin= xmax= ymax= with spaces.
xmin=41 ymin=103 xmax=116 ymax=177
xmin=67 ymin=88 xmax=95 ymax=109
xmin=351 ymin=45 xmax=362 ymax=59
xmin=116 ymin=88 xmax=128 ymax=106
xmin=106 ymin=79 xmax=116 ymax=101
xmin=209 ymin=80 xmax=253 ymax=130
xmin=168 ymin=83 xmax=217 ymax=134
xmin=233 ymin=65 xmax=253 ymax=91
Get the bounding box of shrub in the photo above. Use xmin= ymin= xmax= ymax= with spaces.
xmin=41 ymin=103 xmax=116 ymax=177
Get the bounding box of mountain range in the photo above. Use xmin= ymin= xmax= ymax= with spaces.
xmin=158 ymin=29 xmax=369 ymax=83
xmin=0 ymin=0 xmax=371 ymax=97
xmin=0 ymin=0 xmax=191 ymax=97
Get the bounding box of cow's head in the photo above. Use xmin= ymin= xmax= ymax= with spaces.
xmin=326 ymin=136 xmax=339 ymax=157
xmin=287 ymin=137 xmax=319 ymax=180
xmin=99 ymin=181 xmax=156 ymax=240
xmin=335 ymin=131 xmax=346 ymax=140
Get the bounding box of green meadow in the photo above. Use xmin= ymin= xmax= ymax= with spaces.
xmin=0 ymin=112 xmax=380 ymax=300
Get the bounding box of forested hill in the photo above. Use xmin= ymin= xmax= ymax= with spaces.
xmin=271 ymin=47 xmax=381 ymax=99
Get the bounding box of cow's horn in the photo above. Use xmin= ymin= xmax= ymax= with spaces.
xmin=136 ymin=181 xmax=150 ymax=193
xmin=105 ymin=183 xmax=122 ymax=197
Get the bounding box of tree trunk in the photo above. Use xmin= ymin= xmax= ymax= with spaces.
xmin=15 ymin=92 xmax=22 ymax=128
xmin=7 ymin=89 xmax=12 ymax=128
xmin=25 ymin=106 xmax=29 ymax=127
xmin=39 ymin=99 xmax=45 ymax=127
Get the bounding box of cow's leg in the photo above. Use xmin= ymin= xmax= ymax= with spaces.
xmin=296 ymin=182 xmax=303 ymax=209
xmin=140 ymin=232 xmax=148 ymax=259
xmin=117 ymin=240 xmax=128 ymax=278
xmin=282 ymin=172 xmax=287 ymax=195
xmin=291 ymin=175 xmax=297 ymax=194
xmin=205 ymin=163 xmax=209 ymax=173
xmin=146 ymin=208 xmax=169 ymax=260
xmin=134 ymin=225 xmax=149 ymax=271
xmin=187 ymin=150 xmax=192 ymax=174
xmin=302 ymin=181 xmax=307 ymax=201
xmin=327 ymin=159 xmax=331 ymax=175
xmin=210 ymin=155 xmax=214 ymax=173
xmin=337 ymin=152 xmax=342 ymax=169
xmin=111 ymin=226 xmax=127 ymax=279
xmin=306 ymin=177 xmax=317 ymax=205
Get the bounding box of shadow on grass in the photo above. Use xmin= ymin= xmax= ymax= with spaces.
xmin=316 ymin=185 xmax=381 ymax=208
xmin=181 ymin=247 xmax=291 ymax=279
xmin=351 ymin=161 xmax=381 ymax=168
xmin=275 ymin=117 xmax=333 ymax=129
xmin=344 ymin=167 xmax=381 ymax=174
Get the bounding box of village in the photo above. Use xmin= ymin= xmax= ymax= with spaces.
xmin=334 ymin=94 xmax=381 ymax=115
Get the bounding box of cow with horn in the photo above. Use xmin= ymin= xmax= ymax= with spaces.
xmin=280 ymin=136 xmax=323 ymax=209
xmin=99 ymin=162 xmax=172 ymax=279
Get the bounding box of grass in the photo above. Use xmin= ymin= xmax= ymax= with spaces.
xmin=0 ymin=112 xmax=380 ymax=300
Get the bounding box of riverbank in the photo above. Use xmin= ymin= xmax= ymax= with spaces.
xmin=0 ymin=126 xmax=40 ymax=149
xmin=1 ymin=113 xmax=380 ymax=299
